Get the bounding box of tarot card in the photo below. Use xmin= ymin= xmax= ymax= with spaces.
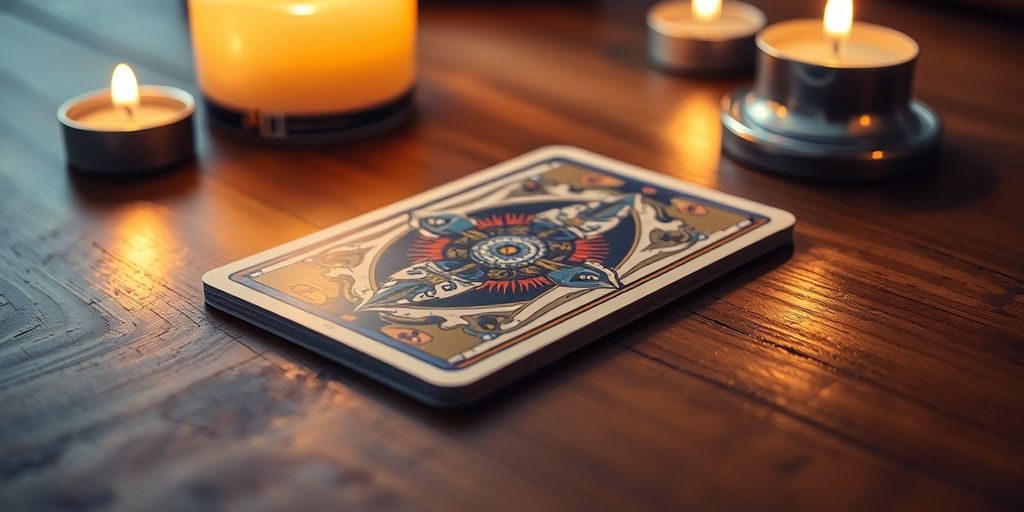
xmin=203 ymin=146 xmax=795 ymax=406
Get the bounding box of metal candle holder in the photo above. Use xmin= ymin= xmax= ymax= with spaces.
xmin=721 ymin=20 xmax=942 ymax=181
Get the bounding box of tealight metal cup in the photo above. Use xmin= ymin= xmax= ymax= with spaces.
xmin=58 ymin=86 xmax=196 ymax=174
xmin=648 ymin=0 xmax=766 ymax=74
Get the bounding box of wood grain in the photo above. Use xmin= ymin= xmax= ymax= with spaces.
xmin=1 ymin=0 xmax=1022 ymax=510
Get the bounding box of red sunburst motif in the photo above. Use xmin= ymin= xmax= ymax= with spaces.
xmin=480 ymin=276 xmax=553 ymax=293
xmin=408 ymin=236 xmax=449 ymax=263
xmin=407 ymin=212 xmax=608 ymax=294
xmin=569 ymin=237 xmax=610 ymax=262
xmin=474 ymin=213 xmax=535 ymax=229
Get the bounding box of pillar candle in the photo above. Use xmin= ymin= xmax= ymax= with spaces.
xmin=188 ymin=0 xmax=417 ymax=141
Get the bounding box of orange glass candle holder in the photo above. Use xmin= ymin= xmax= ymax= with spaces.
xmin=188 ymin=0 xmax=416 ymax=143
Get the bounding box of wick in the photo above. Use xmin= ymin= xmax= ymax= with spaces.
xmin=831 ymin=37 xmax=841 ymax=58
xmin=117 ymin=104 xmax=135 ymax=121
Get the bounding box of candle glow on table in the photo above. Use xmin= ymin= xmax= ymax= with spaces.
xmin=647 ymin=0 xmax=766 ymax=73
xmin=58 ymin=63 xmax=195 ymax=173
xmin=188 ymin=0 xmax=416 ymax=140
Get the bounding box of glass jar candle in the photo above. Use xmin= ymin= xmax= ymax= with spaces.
xmin=188 ymin=0 xmax=417 ymax=143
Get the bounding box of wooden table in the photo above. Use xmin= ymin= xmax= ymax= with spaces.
xmin=1 ymin=0 xmax=1022 ymax=509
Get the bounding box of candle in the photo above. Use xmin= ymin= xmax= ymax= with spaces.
xmin=58 ymin=64 xmax=195 ymax=174
xmin=760 ymin=0 xmax=917 ymax=68
xmin=647 ymin=0 xmax=766 ymax=74
xmin=188 ymin=0 xmax=417 ymax=143
xmin=720 ymin=0 xmax=942 ymax=181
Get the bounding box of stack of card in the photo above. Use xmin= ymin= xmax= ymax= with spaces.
xmin=204 ymin=147 xmax=795 ymax=406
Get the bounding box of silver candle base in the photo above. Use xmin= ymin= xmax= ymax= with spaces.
xmin=721 ymin=86 xmax=942 ymax=181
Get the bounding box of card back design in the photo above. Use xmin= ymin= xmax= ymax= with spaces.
xmin=225 ymin=153 xmax=773 ymax=372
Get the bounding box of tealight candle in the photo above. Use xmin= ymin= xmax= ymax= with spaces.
xmin=188 ymin=0 xmax=417 ymax=143
xmin=58 ymin=64 xmax=195 ymax=174
xmin=647 ymin=0 xmax=766 ymax=73
xmin=721 ymin=0 xmax=942 ymax=181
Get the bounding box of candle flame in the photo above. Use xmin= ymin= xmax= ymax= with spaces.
xmin=110 ymin=63 xmax=140 ymax=118
xmin=824 ymin=0 xmax=853 ymax=38
xmin=287 ymin=3 xmax=317 ymax=16
xmin=692 ymin=0 xmax=722 ymax=22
